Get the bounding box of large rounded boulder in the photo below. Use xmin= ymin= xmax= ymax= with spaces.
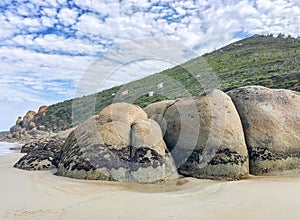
xmin=56 ymin=102 xmax=178 ymax=183
xmin=227 ymin=86 xmax=300 ymax=175
xmin=146 ymin=90 xmax=249 ymax=180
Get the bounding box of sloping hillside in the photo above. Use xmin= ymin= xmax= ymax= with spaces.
xmin=34 ymin=34 xmax=300 ymax=131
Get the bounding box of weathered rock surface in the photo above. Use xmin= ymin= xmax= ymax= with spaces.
xmin=14 ymin=151 xmax=55 ymax=171
xmin=38 ymin=105 xmax=48 ymax=113
xmin=161 ymin=90 xmax=249 ymax=180
xmin=56 ymin=103 xmax=178 ymax=183
xmin=131 ymin=119 xmax=166 ymax=155
xmin=98 ymin=102 xmax=148 ymax=125
xmin=144 ymin=100 xmax=175 ymax=136
xmin=14 ymin=139 xmax=64 ymax=170
xmin=20 ymin=139 xmax=63 ymax=155
xmin=227 ymin=86 xmax=300 ymax=175
xmin=23 ymin=111 xmax=36 ymax=129
xmin=130 ymin=119 xmax=178 ymax=182
xmin=16 ymin=116 xmax=22 ymax=126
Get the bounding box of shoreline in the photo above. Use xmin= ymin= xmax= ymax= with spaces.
xmin=1 ymin=154 xmax=300 ymax=219
xmin=0 ymin=142 xmax=22 ymax=156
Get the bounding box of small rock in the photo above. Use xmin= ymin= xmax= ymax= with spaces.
xmin=14 ymin=139 xmax=64 ymax=170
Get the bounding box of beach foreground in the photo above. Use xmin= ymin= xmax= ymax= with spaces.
xmin=1 ymin=154 xmax=300 ymax=220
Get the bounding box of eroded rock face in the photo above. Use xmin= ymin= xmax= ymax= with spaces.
xmin=98 ymin=102 xmax=148 ymax=125
xmin=23 ymin=111 xmax=36 ymax=126
xmin=14 ymin=139 xmax=64 ymax=170
xmin=144 ymin=100 xmax=175 ymax=136
xmin=227 ymin=86 xmax=300 ymax=175
xmin=10 ymin=125 xmax=21 ymax=134
xmin=130 ymin=119 xmax=177 ymax=182
xmin=155 ymin=90 xmax=249 ymax=180
xmin=56 ymin=103 xmax=178 ymax=183
xmin=14 ymin=151 xmax=55 ymax=171
xmin=16 ymin=116 xmax=22 ymax=126
xmin=38 ymin=105 xmax=48 ymax=113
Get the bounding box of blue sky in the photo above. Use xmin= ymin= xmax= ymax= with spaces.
xmin=0 ymin=0 xmax=300 ymax=131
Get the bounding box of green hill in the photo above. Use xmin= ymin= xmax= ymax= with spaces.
xmin=34 ymin=34 xmax=300 ymax=132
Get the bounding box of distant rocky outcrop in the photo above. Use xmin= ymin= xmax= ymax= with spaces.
xmin=1 ymin=105 xmax=50 ymax=143
xmin=56 ymin=103 xmax=178 ymax=183
xmin=38 ymin=105 xmax=48 ymax=117
xmin=23 ymin=111 xmax=36 ymax=129
xmin=228 ymin=86 xmax=300 ymax=176
xmin=38 ymin=105 xmax=48 ymax=113
xmin=145 ymin=90 xmax=249 ymax=180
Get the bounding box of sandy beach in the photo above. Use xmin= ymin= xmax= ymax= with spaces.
xmin=1 ymin=153 xmax=300 ymax=220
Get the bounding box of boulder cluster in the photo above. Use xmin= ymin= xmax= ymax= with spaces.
xmin=56 ymin=103 xmax=178 ymax=183
xmin=2 ymin=106 xmax=48 ymax=142
xmin=13 ymin=86 xmax=300 ymax=183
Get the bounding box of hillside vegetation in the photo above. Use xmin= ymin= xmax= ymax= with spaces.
xmin=34 ymin=34 xmax=300 ymax=132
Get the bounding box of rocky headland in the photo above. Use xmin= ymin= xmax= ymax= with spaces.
xmin=0 ymin=105 xmax=52 ymax=143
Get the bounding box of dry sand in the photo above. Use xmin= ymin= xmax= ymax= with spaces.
xmin=1 ymin=154 xmax=300 ymax=220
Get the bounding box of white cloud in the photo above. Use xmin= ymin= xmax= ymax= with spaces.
xmin=41 ymin=16 xmax=56 ymax=27
xmin=0 ymin=85 xmax=45 ymax=103
xmin=0 ymin=46 xmax=92 ymax=78
xmin=17 ymin=5 xmax=32 ymax=16
xmin=45 ymin=0 xmax=59 ymax=7
xmin=6 ymin=32 xmax=105 ymax=57
xmin=5 ymin=11 xmax=24 ymax=26
xmin=41 ymin=7 xmax=57 ymax=17
xmin=58 ymin=8 xmax=79 ymax=25
xmin=23 ymin=17 xmax=41 ymax=27
xmin=76 ymin=13 xmax=107 ymax=36
xmin=122 ymin=0 xmax=152 ymax=9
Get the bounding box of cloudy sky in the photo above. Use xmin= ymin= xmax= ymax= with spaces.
xmin=0 ymin=0 xmax=300 ymax=131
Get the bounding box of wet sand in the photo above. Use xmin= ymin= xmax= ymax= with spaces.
xmin=1 ymin=154 xmax=300 ymax=220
